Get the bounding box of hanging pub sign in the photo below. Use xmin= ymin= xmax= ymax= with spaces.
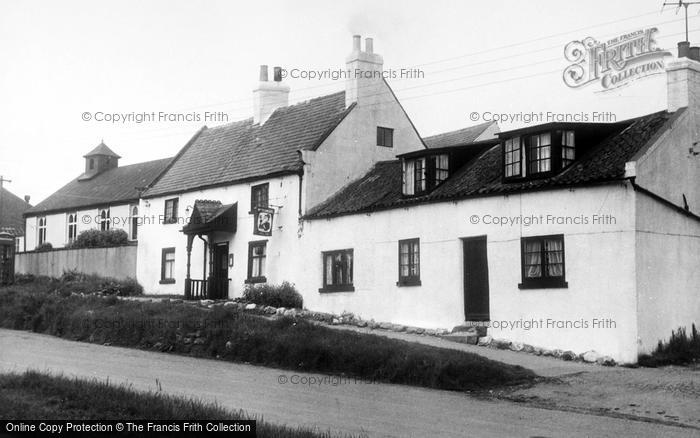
xmin=253 ymin=207 xmax=274 ymax=236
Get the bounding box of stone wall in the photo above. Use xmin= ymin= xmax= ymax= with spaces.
xmin=15 ymin=244 xmax=137 ymax=279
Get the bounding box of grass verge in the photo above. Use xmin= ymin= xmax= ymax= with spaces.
xmin=0 ymin=371 xmax=356 ymax=438
xmin=0 ymin=283 xmax=535 ymax=392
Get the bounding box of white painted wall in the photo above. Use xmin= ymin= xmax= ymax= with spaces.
xmin=24 ymin=203 xmax=135 ymax=250
xmin=633 ymin=108 xmax=700 ymax=216
xmin=301 ymin=80 xmax=425 ymax=213
xmin=635 ymin=192 xmax=700 ymax=355
xmin=298 ymin=184 xmax=641 ymax=363
xmin=137 ymin=174 xmax=301 ymax=296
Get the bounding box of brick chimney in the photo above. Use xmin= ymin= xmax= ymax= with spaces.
xmin=667 ymin=42 xmax=700 ymax=116
xmin=253 ymin=65 xmax=290 ymax=125
xmin=345 ymin=35 xmax=384 ymax=107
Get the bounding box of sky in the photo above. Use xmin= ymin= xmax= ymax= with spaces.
xmin=1 ymin=0 xmax=698 ymax=203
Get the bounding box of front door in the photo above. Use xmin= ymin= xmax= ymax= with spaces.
xmin=462 ymin=236 xmax=489 ymax=321
xmin=0 ymin=243 xmax=14 ymax=285
xmin=211 ymin=243 xmax=229 ymax=299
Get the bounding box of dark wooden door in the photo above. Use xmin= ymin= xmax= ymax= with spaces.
xmin=211 ymin=243 xmax=229 ymax=299
xmin=0 ymin=243 xmax=14 ymax=285
xmin=462 ymin=236 xmax=489 ymax=321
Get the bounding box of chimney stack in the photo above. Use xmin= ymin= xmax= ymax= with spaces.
xmin=24 ymin=195 xmax=30 ymax=204
xmin=365 ymin=37 xmax=374 ymax=54
xmin=667 ymin=41 xmax=700 ymax=117
xmin=273 ymin=66 xmax=283 ymax=82
xmin=259 ymin=65 xmax=268 ymax=81
xmin=345 ymin=35 xmax=384 ymax=108
xmin=690 ymin=47 xmax=700 ymax=62
xmin=253 ymin=64 xmax=290 ymax=125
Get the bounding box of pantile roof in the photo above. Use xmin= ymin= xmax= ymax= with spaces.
xmin=307 ymin=111 xmax=673 ymax=218
xmin=423 ymin=121 xmax=495 ymax=149
xmin=144 ymin=91 xmax=353 ymax=198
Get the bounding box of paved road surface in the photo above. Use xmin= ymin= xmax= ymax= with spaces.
xmin=0 ymin=329 xmax=695 ymax=438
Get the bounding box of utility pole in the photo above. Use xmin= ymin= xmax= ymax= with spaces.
xmin=662 ymin=1 xmax=700 ymax=42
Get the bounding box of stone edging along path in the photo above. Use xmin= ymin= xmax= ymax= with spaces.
xmin=123 ymin=295 xmax=618 ymax=368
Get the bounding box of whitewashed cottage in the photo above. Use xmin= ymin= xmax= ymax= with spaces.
xmin=136 ymin=36 xmax=429 ymax=298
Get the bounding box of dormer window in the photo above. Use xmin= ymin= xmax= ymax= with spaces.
xmin=403 ymin=158 xmax=425 ymax=195
xmin=402 ymin=154 xmax=449 ymax=196
xmin=504 ymin=137 xmax=521 ymax=177
xmin=434 ymin=155 xmax=449 ymax=184
xmin=503 ymin=130 xmax=576 ymax=180
xmin=528 ymin=132 xmax=551 ymax=174
xmin=561 ymin=130 xmax=575 ymax=167
xmin=89 ymin=158 xmax=95 ymax=170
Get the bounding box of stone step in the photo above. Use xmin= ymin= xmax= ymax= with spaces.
xmin=441 ymin=332 xmax=479 ymax=345
xmin=451 ymin=324 xmax=487 ymax=337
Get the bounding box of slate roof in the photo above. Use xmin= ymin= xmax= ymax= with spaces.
xmin=26 ymin=158 xmax=172 ymax=216
xmin=423 ymin=121 xmax=495 ymax=149
xmin=0 ymin=187 xmax=31 ymax=236
xmin=307 ymin=110 xmax=672 ymax=218
xmin=183 ymin=200 xmax=237 ymax=234
xmin=144 ymin=91 xmax=354 ymax=198
xmin=84 ymin=142 xmax=121 ymax=158
xmin=191 ymin=200 xmax=224 ymax=222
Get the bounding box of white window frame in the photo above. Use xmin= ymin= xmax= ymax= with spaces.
xmin=67 ymin=212 xmax=78 ymax=243
xmin=99 ymin=208 xmax=110 ymax=231
xmin=37 ymin=217 xmax=47 ymax=245
xmin=129 ymin=205 xmax=139 ymax=240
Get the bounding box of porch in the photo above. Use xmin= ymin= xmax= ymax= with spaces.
xmin=182 ymin=200 xmax=237 ymax=300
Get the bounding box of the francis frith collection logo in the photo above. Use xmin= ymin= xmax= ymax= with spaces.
xmin=563 ymin=28 xmax=672 ymax=91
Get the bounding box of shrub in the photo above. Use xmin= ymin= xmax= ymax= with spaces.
xmin=35 ymin=242 xmax=53 ymax=252
xmin=13 ymin=273 xmax=36 ymax=284
xmin=68 ymin=229 xmax=129 ymax=249
xmin=54 ymin=270 xmax=143 ymax=297
xmin=639 ymin=324 xmax=700 ymax=367
xmin=243 ymin=281 xmax=303 ymax=309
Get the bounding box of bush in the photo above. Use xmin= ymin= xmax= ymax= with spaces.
xmin=0 ymin=289 xmax=535 ymax=392
xmin=68 ymin=229 xmax=129 ymax=249
xmin=12 ymin=273 xmax=36 ymax=284
xmin=8 ymin=270 xmax=142 ymax=297
xmin=243 ymin=281 xmax=303 ymax=309
xmin=639 ymin=324 xmax=700 ymax=367
xmin=55 ymin=270 xmax=143 ymax=296
xmin=35 ymin=242 xmax=53 ymax=252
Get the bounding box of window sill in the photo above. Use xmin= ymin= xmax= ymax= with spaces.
xmin=245 ymin=277 xmax=267 ymax=284
xmin=248 ymin=209 xmax=269 ymax=214
xmin=159 ymin=279 xmax=176 ymax=285
xmin=319 ymin=285 xmax=355 ymax=293
xmin=518 ymin=280 xmax=568 ymax=290
xmin=396 ymin=279 xmax=422 ymax=287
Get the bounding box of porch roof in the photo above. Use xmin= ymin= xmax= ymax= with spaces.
xmin=182 ymin=200 xmax=237 ymax=235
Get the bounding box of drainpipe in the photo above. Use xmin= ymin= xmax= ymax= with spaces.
xmin=298 ymin=172 xmax=303 ymax=217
